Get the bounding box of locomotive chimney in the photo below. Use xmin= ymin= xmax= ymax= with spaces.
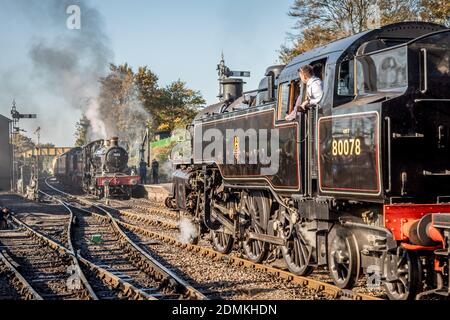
xmin=220 ymin=78 xmax=244 ymax=102
xmin=110 ymin=137 xmax=119 ymax=147
xmin=217 ymin=54 xmax=249 ymax=103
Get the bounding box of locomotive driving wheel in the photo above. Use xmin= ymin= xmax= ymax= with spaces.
xmin=211 ymin=228 xmax=234 ymax=254
xmin=328 ymin=227 xmax=360 ymax=289
xmin=281 ymin=223 xmax=315 ymax=276
xmin=384 ymin=247 xmax=422 ymax=300
xmin=241 ymin=191 xmax=270 ymax=263
xmin=210 ymin=200 xmax=235 ymax=254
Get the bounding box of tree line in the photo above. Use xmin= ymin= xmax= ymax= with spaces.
xmin=12 ymin=134 xmax=54 ymax=157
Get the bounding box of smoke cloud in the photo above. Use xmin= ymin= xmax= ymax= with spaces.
xmin=0 ymin=0 xmax=113 ymax=144
xmin=26 ymin=0 xmax=113 ymax=140
xmin=1 ymin=0 xmax=152 ymax=169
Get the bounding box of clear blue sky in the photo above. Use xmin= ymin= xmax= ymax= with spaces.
xmin=0 ymin=0 xmax=294 ymax=145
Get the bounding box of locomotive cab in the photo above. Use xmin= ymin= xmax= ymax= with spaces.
xmin=349 ymin=29 xmax=450 ymax=202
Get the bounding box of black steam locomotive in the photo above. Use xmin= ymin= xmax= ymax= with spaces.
xmin=54 ymin=137 xmax=139 ymax=198
xmin=168 ymin=22 xmax=450 ymax=300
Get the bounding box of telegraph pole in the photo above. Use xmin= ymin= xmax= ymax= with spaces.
xmin=34 ymin=127 xmax=41 ymax=191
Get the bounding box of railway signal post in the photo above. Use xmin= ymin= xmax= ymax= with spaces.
xmin=10 ymin=100 xmax=37 ymax=192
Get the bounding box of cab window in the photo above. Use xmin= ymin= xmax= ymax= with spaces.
xmin=356 ymin=46 xmax=407 ymax=94
xmin=290 ymin=80 xmax=302 ymax=113
xmin=277 ymin=82 xmax=290 ymax=120
xmin=337 ymin=59 xmax=355 ymax=96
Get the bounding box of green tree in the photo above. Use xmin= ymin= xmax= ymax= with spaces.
xmin=156 ymin=80 xmax=205 ymax=132
xmin=135 ymin=66 xmax=160 ymax=107
xmin=97 ymin=63 xmax=149 ymax=163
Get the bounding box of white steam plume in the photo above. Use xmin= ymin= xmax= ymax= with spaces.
xmin=178 ymin=217 xmax=200 ymax=244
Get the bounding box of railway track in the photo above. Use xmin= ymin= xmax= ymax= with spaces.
xmin=0 ymin=249 xmax=39 ymax=300
xmin=106 ymin=198 xmax=386 ymax=298
xmin=0 ymin=225 xmax=93 ymax=300
xmin=9 ymin=208 xmax=156 ymax=300
xmin=42 ymin=180 xmax=179 ymax=230
xmin=87 ymin=204 xmax=334 ymax=299
xmin=39 ymin=178 xmax=206 ymax=300
xmin=103 ymin=200 xmax=179 ymax=233
xmin=68 ymin=204 xmax=204 ymax=300
xmin=110 ymin=198 xmax=387 ymax=299
xmin=44 ymin=179 xmax=382 ymax=300
xmin=0 ymin=189 xmax=203 ymax=300
xmin=6 ymin=193 xmax=149 ymax=300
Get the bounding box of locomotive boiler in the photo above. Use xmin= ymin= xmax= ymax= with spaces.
xmin=168 ymin=22 xmax=450 ymax=300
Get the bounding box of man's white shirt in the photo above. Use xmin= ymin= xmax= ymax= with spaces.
xmin=285 ymin=77 xmax=323 ymax=121
xmin=307 ymin=77 xmax=324 ymax=105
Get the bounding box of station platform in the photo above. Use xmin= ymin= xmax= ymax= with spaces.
xmin=133 ymin=183 xmax=172 ymax=203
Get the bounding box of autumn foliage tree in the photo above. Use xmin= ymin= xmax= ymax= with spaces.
xmin=74 ymin=63 xmax=205 ymax=164
xmin=74 ymin=115 xmax=90 ymax=147
xmin=281 ymin=0 xmax=450 ymax=63
xmin=12 ymin=133 xmax=35 ymax=155
xmin=98 ymin=63 xmax=137 ymax=138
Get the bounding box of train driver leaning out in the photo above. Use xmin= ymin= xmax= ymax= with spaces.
xmin=285 ymin=65 xmax=324 ymax=121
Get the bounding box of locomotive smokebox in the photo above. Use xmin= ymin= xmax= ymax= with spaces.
xmin=110 ymin=137 xmax=119 ymax=147
xmin=221 ymin=78 xmax=244 ymax=102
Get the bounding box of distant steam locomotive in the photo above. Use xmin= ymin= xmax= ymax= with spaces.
xmin=168 ymin=22 xmax=450 ymax=300
xmin=54 ymin=137 xmax=139 ymax=198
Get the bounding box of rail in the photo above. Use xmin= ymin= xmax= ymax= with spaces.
xmin=42 ymin=178 xmax=207 ymax=300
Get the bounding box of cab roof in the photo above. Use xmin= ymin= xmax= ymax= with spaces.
xmin=280 ymin=22 xmax=447 ymax=82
